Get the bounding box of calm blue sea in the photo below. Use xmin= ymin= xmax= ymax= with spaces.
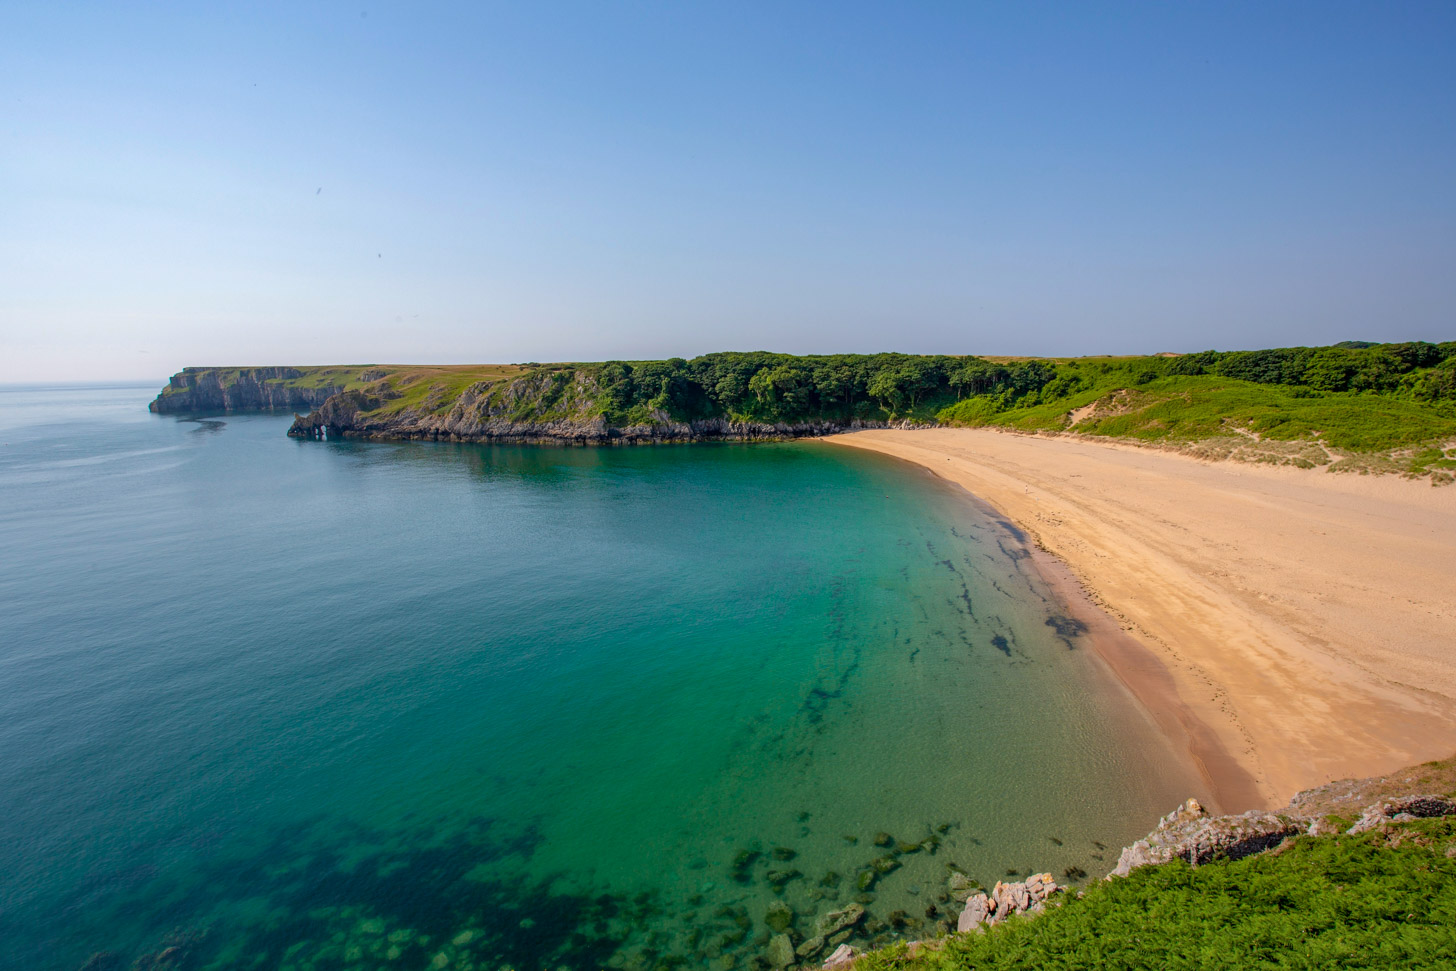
xmin=0 ymin=384 xmax=1200 ymax=971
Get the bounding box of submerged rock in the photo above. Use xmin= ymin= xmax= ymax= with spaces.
xmin=815 ymin=903 xmax=866 ymax=938
xmin=765 ymin=901 xmax=795 ymax=934
xmin=796 ymin=935 xmax=826 ymax=959
xmin=766 ymin=933 xmax=796 ymax=969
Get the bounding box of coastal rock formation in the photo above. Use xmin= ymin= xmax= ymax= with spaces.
xmin=1109 ymin=798 xmax=1301 ymax=877
xmin=150 ymin=368 xmax=341 ymax=413
xmin=1346 ymin=795 xmax=1456 ymax=834
xmin=1109 ymin=785 xmax=1456 ymax=880
xmin=955 ymin=873 xmax=1061 ymax=932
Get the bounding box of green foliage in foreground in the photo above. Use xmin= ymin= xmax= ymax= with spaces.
xmin=856 ymin=819 xmax=1456 ymax=971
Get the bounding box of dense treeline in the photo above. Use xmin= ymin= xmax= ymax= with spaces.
xmin=579 ymin=352 xmax=1065 ymax=423
xmin=1168 ymin=340 xmax=1456 ymax=399
xmin=569 ymin=341 xmax=1456 ymax=425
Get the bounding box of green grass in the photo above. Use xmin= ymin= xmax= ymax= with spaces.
xmin=854 ymin=819 xmax=1456 ymax=971
xmin=937 ymin=372 xmax=1456 ymax=452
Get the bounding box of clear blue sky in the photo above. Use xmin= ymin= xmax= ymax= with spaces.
xmin=2 ymin=2 xmax=1453 ymax=380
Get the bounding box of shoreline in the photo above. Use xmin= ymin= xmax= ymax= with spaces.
xmin=824 ymin=427 xmax=1456 ymax=810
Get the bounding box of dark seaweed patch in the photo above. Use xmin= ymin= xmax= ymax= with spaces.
xmin=1045 ymin=614 xmax=1087 ymax=647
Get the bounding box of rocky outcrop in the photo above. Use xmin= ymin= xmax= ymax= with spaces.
xmin=150 ymin=368 xmax=341 ymax=413
xmin=955 ymin=874 xmax=1061 ymax=932
xmin=1109 ymin=798 xmax=1302 ymax=877
xmin=1346 ymin=795 xmax=1456 ymax=834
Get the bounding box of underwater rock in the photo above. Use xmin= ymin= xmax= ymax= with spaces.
xmin=796 ymin=935 xmax=826 ymax=959
xmin=766 ymin=933 xmax=796 ymax=968
xmin=873 ymin=832 xmax=895 ymax=847
xmin=765 ymin=868 xmax=803 ymax=890
xmin=772 ymin=847 xmax=798 ymax=861
xmin=854 ymin=869 xmax=877 ymax=892
xmin=919 ymin=835 xmax=940 ymax=854
xmin=870 ymin=855 xmax=900 ymax=874
xmin=765 ymin=901 xmax=795 ymax=933
xmin=77 ymin=954 xmax=122 ymax=971
xmin=896 ymin=841 xmax=921 ymax=854
xmin=842 ymin=835 xmax=859 ymax=845
xmin=818 ymin=871 xmax=841 ymax=888
xmin=814 ymin=903 xmax=866 ymax=938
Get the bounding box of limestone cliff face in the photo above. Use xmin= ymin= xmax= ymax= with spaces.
xmin=150 ymin=368 xmax=342 ymax=414
xmin=287 ymin=370 xmax=913 ymax=444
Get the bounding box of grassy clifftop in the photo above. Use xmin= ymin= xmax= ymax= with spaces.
xmin=154 ymin=341 xmax=1456 ymax=472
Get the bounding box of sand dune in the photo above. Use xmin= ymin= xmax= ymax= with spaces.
xmin=826 ymin=427 xmax=1456 ymax=809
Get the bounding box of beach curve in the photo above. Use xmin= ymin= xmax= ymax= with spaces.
xmin=824 ymin=427 xmax=1456 ymax=809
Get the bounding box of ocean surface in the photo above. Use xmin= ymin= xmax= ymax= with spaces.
xmin=0 ymin=384 xmax=1203 ymax=971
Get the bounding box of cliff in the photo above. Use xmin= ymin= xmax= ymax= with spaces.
xmin=149 ymin=362 xmax=922 ymax=443
xmin=149 ymin=366 xmax=345 ymax=413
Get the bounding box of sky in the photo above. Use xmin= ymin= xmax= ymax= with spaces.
xmin=2 ymin=2 xmax=1453 ymax=381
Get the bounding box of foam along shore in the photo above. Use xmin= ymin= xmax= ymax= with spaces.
xmin=824 ymin=427 xmax=1456 ymax=810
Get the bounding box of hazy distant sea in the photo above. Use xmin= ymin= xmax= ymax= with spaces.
xmin=0 ymin=384 xmax=1199 ymax=971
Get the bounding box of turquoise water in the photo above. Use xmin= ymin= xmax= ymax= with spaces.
xmin=0 ymin=385 xmax=1202 ymax=971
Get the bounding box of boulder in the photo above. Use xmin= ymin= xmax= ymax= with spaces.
xmin=815 ymin=903 xmax=866 ymax=938
xmin=796 ymin=936 xmax=826 ymax=959
xmin=956 ymin=893 xmax=991 ymax=932
xmin=766 ymin=934 xmax=796 ymax=969
xmin=823 ymin=944 xmax=857 ymax=969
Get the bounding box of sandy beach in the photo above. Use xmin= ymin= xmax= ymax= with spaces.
xmin=826 ymin=428 xmax=1456 ymax=810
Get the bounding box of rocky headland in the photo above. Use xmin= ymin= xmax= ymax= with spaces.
xmin=149 ymin=367 xmax=344 ymax=414
xmin=149 ymin=365 xmax=922 ymax=444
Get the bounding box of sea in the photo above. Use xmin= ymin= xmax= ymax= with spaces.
xmin=0 ymin=383 xmax=1204 ymax=971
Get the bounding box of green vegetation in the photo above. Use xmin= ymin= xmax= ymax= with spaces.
xmin=854 ymin=818 xmax=1456 ymax=971
xmin=169 ymin=341 xmax=1456 ymax=466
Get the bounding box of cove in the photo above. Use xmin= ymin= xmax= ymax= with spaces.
xmin=0 ymin=385 xmax=1207 ymax=971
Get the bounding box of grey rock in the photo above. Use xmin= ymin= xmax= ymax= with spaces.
xmin=1109 ymin=799 xmax=1301 ymax=878
xmin=1347 ymin=796 xmax=1456 ymax=834
xmin=796 ymin=936 xmax=825 ymax=959
xmin=823 ymin=944 xmax=857 ymax=969
xmin=814 ymin=904 xmax=865 ymax=938
xmin=766 ymin=934 xmax=796 ymax=969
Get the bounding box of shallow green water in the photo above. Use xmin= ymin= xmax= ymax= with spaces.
xmin=0 ymin=386 xmax=1202 ymax=971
